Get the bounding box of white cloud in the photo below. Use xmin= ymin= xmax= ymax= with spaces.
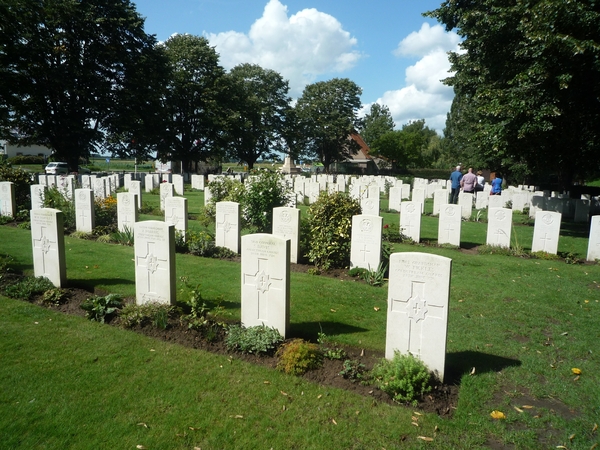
xmin=363 ymin=23 xmax=460 ymax=135
xmin=394 ymin=23 xmax=460 ymax=57
xmin=206 ymin=0 xmax=361 ymax=96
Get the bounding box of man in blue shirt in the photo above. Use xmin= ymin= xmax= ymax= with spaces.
xmin=449 ymin=165 xmax=463 ymax=204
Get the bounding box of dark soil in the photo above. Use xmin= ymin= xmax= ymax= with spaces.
xmin=2 ymin=265 xmax=459 ymax=418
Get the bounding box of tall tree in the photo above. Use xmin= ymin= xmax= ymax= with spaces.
xmin=158 ymin=34 xmax=228 ymax=173
xmin=296 ymin=78 xmax=363 ymax=173
xmin=223 ymin=64 xmax=291 ymax=170
xmin=0 ymin=0 xmax=167 ymax=171
xmin=426 ymin=0 xmax=600 ymax=188
xmin=359 ymin=103 xmax=395 ymax=147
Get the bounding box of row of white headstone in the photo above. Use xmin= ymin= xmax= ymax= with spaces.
xmin=28 ymin=208 xmax=452 ymax=381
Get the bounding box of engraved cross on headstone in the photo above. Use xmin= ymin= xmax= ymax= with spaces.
xmin=137 ymin=242 xmax=167 ymax=297
xmin=360 ymin=244 xmax=371 ymax=262
xmin=540 ymin=232 xmax=552 ymax=251
xmin=33 ymin=226 xmax=56 ymax=275
xmin=243 ymin=258 xmax=283 ymax=321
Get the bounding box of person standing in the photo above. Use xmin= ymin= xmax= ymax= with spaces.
xmin=449 ymin=165 xmax=463 ymax=204
xmin=476 ymin=170 xmax=485 ymax=192
xmin=461 ymin=167 xmax=478 ymax=194
xmin=491 ymin=172 xmax=503 ymax=195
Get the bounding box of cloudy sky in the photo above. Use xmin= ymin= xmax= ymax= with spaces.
xmin=133 ymin=0 xmax=461 ymax=134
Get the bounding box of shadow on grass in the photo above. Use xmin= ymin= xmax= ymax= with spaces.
xmin=289 ymin=321 xmax=369 ymax=342
xmin=445 ymin=351 xmax=521 ymax=385
xmin=560 ymin=221 xmax=589 ymax=239
xmin=68 ymin=278 xmax=135 ymax=291
xmin=460 ymin=241 xmax=480 ymax=250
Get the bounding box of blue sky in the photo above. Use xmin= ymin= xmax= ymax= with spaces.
xmin=132 ymin=0 xmax=461 ymax=134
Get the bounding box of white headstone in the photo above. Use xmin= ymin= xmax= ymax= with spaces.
xmin=164 ymin=196 xmax=188 ymax=239
xmin=388 ymin=186 xmax=402 ymax=212
xmin=385 ymin=252 xmax=451 ymax=381
xmin=75 ymin=188 xmax=95 ymax=233
xmin=432 ymin=189 xmax=448 ymax=216
xmin=531 ymin=211 xmax=561 ymax=254
xmin=128 ymin=180 xmax=142 ymax=209
xmin=57 ymin=176 xmax=74 ymax=200
xmin=94 ymin=177 xmax=106 ymax=199
xmin=30 ymin=184 xmax=46 ymax=210
xmin=486 ymin=207 xmax=513 ymax=248
xmin=586 ymin=215 xmax=600 ymax=261
xmin=412 ymin=188 xmax=425 ymax=213
xmin=117 ymin=192 xmax=138 ymax=232
xmin=134 ymin=221 xmax=176 ymax=305
xmin=350 ymin=215 xmax=383 ymax=270
xmin=216 ymin=201 xmax=240 ymax=253
xmin=475 ymin=192 xmax=489 ymax=210
xmin=458 ymin=192 xmax=474 ymax=219
xmin=241 ymin=234 xmax=290 ymax=337
xmin=438 ymin=204 xmax=461 ymax=247
xmin=172 ymin=174 xmax=184 ymax=196
xmin=0 ymin=181 xmax=16 ymax=217
xmin=30 ymin=208 xmax=66 ymax=287
xmin=400 ymin=202 xmax=421 ymax=243
xmin=401 ymin=183 xmax=411 ymax=200
xmin=360 ymin=195 xmax=380 ymax=216
xmin=191 ymin=174 xmax=205 ymax=190
xmin=272 ymin=207 xmax=300 ymax=264
xmin=159 ymin=182 xmax=174 ymax=211
xmin=145 ymin=174 xmax=156 ymax=193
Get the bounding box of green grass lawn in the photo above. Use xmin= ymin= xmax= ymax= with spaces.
xmin=1 ymin=192 xmax=600 ymax=449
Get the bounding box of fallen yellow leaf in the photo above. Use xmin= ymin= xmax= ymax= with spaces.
xmin=490 ymin=410 xmax=506 ymax=420
xmin=522 ymin=405 xmax=534 ymax=409
xmin=330 ymin=309 xmax=336 ymax=313
xmin=571 ymin=368 xmax=582 ymax=375
xmin=592 ymin=423 xmax=598 ymax=433
xmin=332 ymin=419 xmax=337 ymax=425
xmin=417 ymin=436 xmax=434 ymax=442
xmin=136 ymin=446 xmax=147 ymax=450
xmin=373 ymin=307 xmax=380 ymax=311
xmin=514 ymin=406 xmax=523 ymax=413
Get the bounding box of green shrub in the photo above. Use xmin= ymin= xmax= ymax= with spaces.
xmin=81 ymin=294 xmax=122 ymax=323
xmin=7 ymin=154 xmax=45 ymax=165
xmin=111 ymin=227 xmax=134 ymax=246
xmin=43 ymin=186 xmax=75 ymax=232
xmin=339 ymin=359 xmax=368 ymax=383
xmin=41 ymin=287 xmax=70 ymax=306
xmin=371 ymin=351 xmax=432 ymax=403
xmin=226 ymin=324 xmax=284 ymax=355
xmin=317 ymin=331 xmax=347 ymax=360
xmin=0 ymin=160 xmax=34 ymax=212
xmin=186 ymin=231 xmax=217 ymax=257
xmin=361 ymin=262 xmax=387 ymax=287
xmin=119 ymin=302 xmax=175 ymax=329
xmin=306 ymin=192 xmax=361 ymax=271
xmin=2 ymin=276 xmax=55 ymax=301
xmin=242 ymin=169 xmax=293 ymax=232
xmin=348 ymin=267 xmax=367 ymax=277
xmin=276 ymin=339 xmax=324 ymax=375
xmin=94 ymin=196 xmax=118 ymax=231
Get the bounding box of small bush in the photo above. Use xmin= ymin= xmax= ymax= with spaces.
xmin=187 ymin=231 xmax=217 ymax=257
xmin=339 ymin=359 xmax=368 ymax=383
xmin=0 ymin=160 xmax=34 ymax=211
xmin=306 ymin=192 xmax=361 ymax=271
xmin=119 ymin=302 xmax=175 ymax=329
xmin=2 ymin=276 xmax=55 ymax=301
xmin=361 ymin=262 xmax=387 ymax=287
xmin=111 ymin=227 xmax=134 ymax=246
xmin=371 ymin=351 xmax=432 ymax=403
xmin=43 ymin=186 xmax=75 ymax=232
xmin=81 ymin=294 xmax=122 ymax=323
xmin=41 ymin=287 xmax=70 ymax=306
xmin=276 ymin=339 xmax=324 ymax=375
xmin=226 ymin=324 xmax=284 ymax=355
xmin=242 ymin=170 xmax=293 ymax=232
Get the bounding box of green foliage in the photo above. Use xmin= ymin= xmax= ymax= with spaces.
xmin=358 ymin=103 xmax=395 ymax=148
xmin=242 ymin=169 xmax=293 ymax=232
xmin=306 ymin=192 xmax=362 ymax=271
xmin=225 ymin=324 xmax=284 ymax=355
xmin=296 ymin=78 xmax=363 ymax=172
xmin=361 ymin=262 xmax=387 ymax=287
xmin=80 ymin=294 xmax=122 ymax=323
xmin=7 ymin=155 xmax=45 ymax=165
xmin=371 ymin=351 xmax=432 ymax=403
xmin=317 ymin=332 xmax=347 ymax=360
xmin=201 ymin=177 xmax=245 ymax=223
xmin=0 ymin=161 xmax=33 ymax=212
xmin=94 ymin=196 xmax=118 ymax=231
xmin=186 ymin=230 xmax=217 ymax=257
xmin=43 ymin=186 xmax=75 ymax=232
xmin=276 ymin=339 xmax=324 ymax=376
xmin=339 ymin=360 xmax=368 ymax=383
xmin=69 ymin=231 xmax=94 ymax=240
xmin=110 ymin=227 xmax=134 ymax=246
xmin=347 ymin=267 xmax=367 ymax=278
xmin=41 ymin=287 xmax=70 ymax=306
xmin=0 ymin=254 xmax=14 ymax=275
xmin=1 ymin=276 xmax=55 ymax=301
xmin=119 ymin=302 xmax=175 ymax=329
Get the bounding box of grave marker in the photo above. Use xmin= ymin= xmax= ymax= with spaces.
xmin=531 ymin=211 xmax=561 ymax=254
xmin=216 ymin=201 xmax=240 ymax=253
xmin=0 ymin=181 xmax=16 ymax=217
xmin=385 ymin=252 xmax=451 ymax=381
xmin=75 ymin=188 xmax=95 ymax=233
xmin=134 ymin=221 xmax=176 ymax=305
xmin=438 ymin=204 xmax=461 ymax=247
xmin=400 ymin=201 xmax=421 ymax=243
xmin=486 ymin=207 xmax=513 ymax=248
xmin=164 ymin=196 xmax=188 ymax=239
xmin=350 ymin=215 xmax=383 ymax=270
xmin=586 ymin=215 xmax=600 ymax=261
xmin=117 ymin=192 xmax=138 ymax=232
xmin=30 ymin=208 xmax=66 ymax=287
xmin=272 ymin=206 xmax=300 ymax=264
xmin=241 ymin=234 xmax=290 ymax=337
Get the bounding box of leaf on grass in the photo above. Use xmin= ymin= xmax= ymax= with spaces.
xmin=490 ymin=410 xmax=506 ymax=420
xmin=330 ymin=309 xmax=336 ymax=313
xmin=514 ymin=406 xmax=523 ymax=413
xmin=137 ymin=422 xmax=148 ymax=428
xmin=411 ymin=422 xmax=419 ymax=427
xmin=373 ymin=307 xmax=380 ymax=311
xmin=569 ymin=434 xmax=575 ymax=441
xmin=317 ymin=394 xmax=322 ymax=399
xmin=592 ymin=423 xmax=598 ymax=433
xmin=189 ymin=427 xmax=200 ymax=431
xmin=571 ymin=368 xmax=582 ymax=375
xmin=332 ymin=419 xmax=337 ymax=425
xmin=470 ymin=367 xmax=476 ymax=375
xmin=561 ymin=332 xmax=568 ymax=336
xmin=229 ymin=415 xmax=243 ymax=419
xmin=556 ymin=446 xmax=568 ymax=449
xmin=417 ymin=436 xmax=434 ymax=442
xmin=573 ymin=375 xmax=580 ymax=381
xmin=263 ymin=381 xmax=270 ymax=384
xmin=136 ymin=446 xmax=147 ymax=449
xmin=413 ymin=412 xmax=422 ymax=416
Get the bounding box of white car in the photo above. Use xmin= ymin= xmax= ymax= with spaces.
xmin=45 ymin=162 xmax=69 ymax=175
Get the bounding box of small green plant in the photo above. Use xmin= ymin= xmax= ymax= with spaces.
xmin=41 ymin=287 xmax=70 ymax=306
xmin=81 ymin=294 xmax=122 ymax=323
xmin=119 ymin=302 xmax=175 ymax=329
xmin=361 ymin=262 xmax=387 ymax=287
xmin=371 ymin=351 xmax=432 ymax=404
xmin=70 ymin=231 xmax=94 ymax=240
xmin=531 ymin=251 xmax=560 ymax=261
xmin=339 ymin=359 xmax=368 ymax=383
xmin=276 ymin=339 xmax=324 ymax=375
xmin=2 ymin=276 xmax=55 ymax=300
xmin=317 ymin=331 xmax=348 ymax=360
xmin=226 ymin=324 xmax=284 ymax=355
xmin=186 ymin=231 xmax=217 ymax=257
xmin=111 ymin=227 xmax=134 ymax=246
xmin=348 ymin=267 xmax=367 ymax=277
xmin=562 ymin=251 xmax=581 ymax=265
